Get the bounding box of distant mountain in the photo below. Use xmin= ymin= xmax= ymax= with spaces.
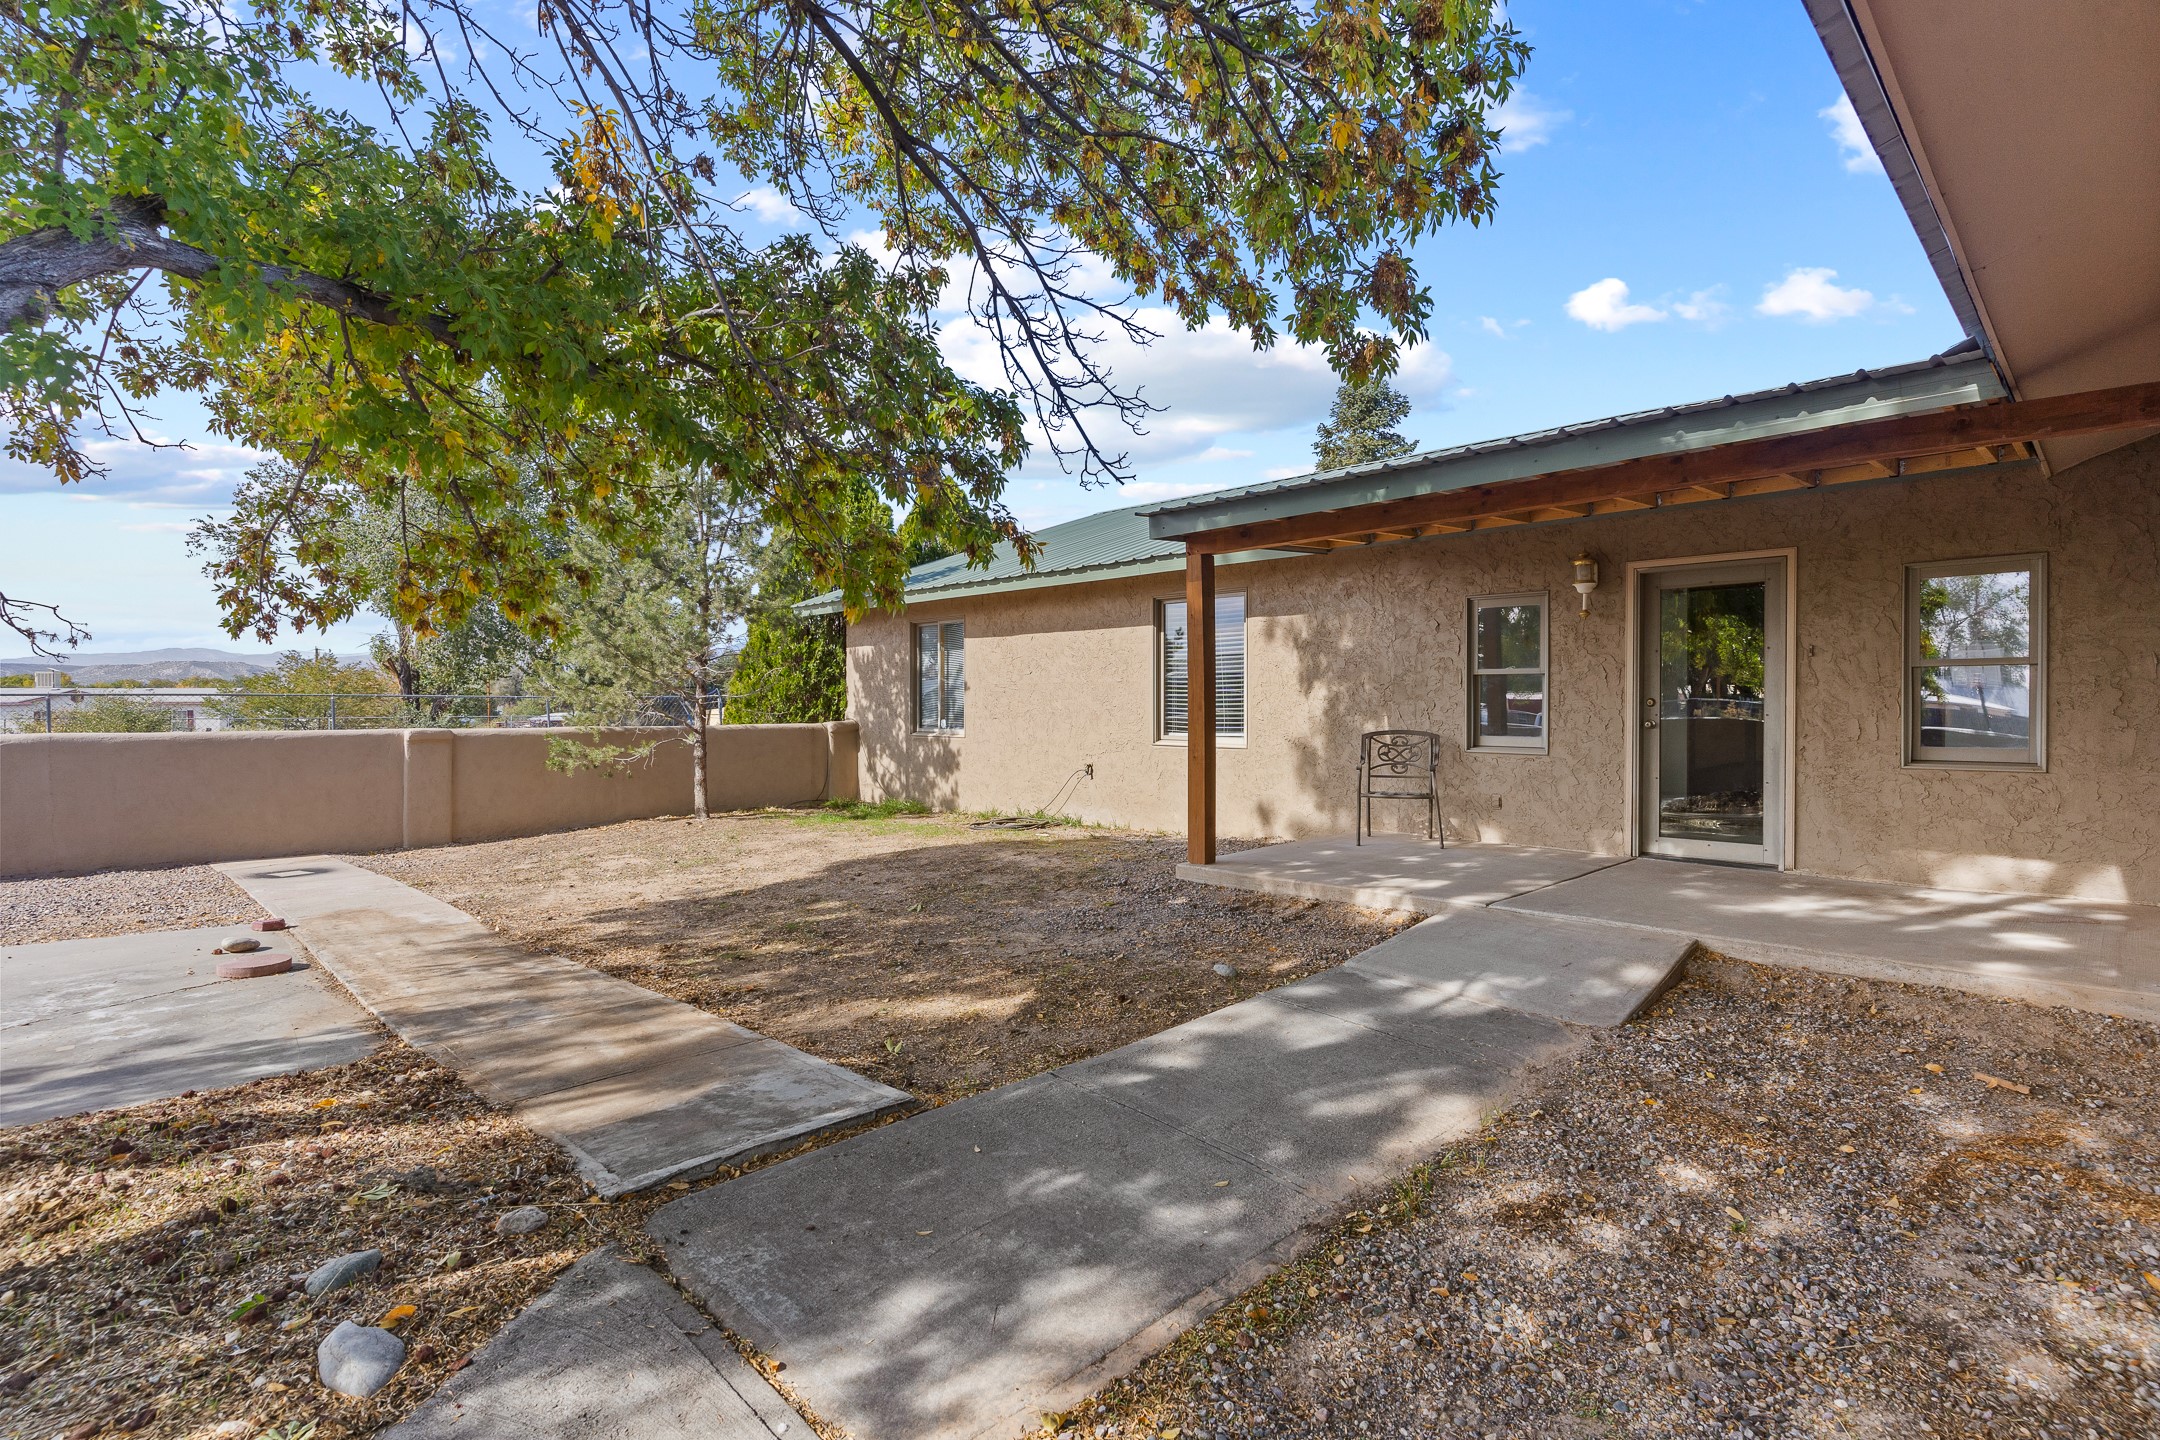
xmin=0 ymin=647 xmax=364 ymax=684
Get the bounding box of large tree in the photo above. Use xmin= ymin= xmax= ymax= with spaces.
xmin=3 ymin=0 xmax=1527 ymax=643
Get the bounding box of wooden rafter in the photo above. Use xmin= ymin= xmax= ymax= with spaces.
xmin=1185 ymin=382 xmax=2159 ymax=555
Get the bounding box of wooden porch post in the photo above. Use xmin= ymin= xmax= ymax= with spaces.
xmin=1185 ymin=547 xmax=1217 ymax=865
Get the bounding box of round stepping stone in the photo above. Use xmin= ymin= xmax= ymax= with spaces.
xmin=220 ymin=935 xmax=264 ymax=954
xmin=217 ymin=953 xmax=293 ymax=980
xmin=251 ymin=917 xmax=289 ymax=932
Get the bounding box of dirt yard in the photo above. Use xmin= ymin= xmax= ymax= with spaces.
xmin=1041 ymin=959 xmax=2160 ymax=1440
xmin=0 ymin=1039 xmax=673 ymax=1440
xmin=357 ymin=809 xmax=1411 ymax=1103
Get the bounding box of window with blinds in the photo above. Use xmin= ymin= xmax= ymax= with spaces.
xmin=915 ymin=620 xmax=965 ymax=731
xmin=1161 ymin=593 xmax=1246 ymax=739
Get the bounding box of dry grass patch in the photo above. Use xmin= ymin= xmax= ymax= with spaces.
xmin=358 ymin=810 xmax=1410 ymax=1103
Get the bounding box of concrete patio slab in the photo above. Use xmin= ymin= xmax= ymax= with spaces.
xmin=384 ymin=1246 xmax=805 ymax=1440
xmin=1500 ymin=857 xmax=2160 ymax=1021
xmin=217 ymin=857 xmax=912 ymax=1194
xmin=652 ymin=955 xmax=1617 ymax=1440
xmin=0 ymin=926 xmax=379 ymax=1125
xmin=1346 ymin=907 xmax=1693 ymax=1026
xmin=1177 ymin=836 xmax=1623 ymax=914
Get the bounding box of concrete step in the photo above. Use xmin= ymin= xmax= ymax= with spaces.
xmin=1346 ymin=906 xmax=1693 ymax=1026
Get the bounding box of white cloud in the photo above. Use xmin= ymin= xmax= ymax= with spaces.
xmin=1264 ymin=464 xmax=1310 ymax=481
xmin=1820 ymin=94 xmax=1884 ymax=174
xmin=0 ymin=435 xmax=264 ymax=503
xmin=1671 ymin=287 xmax=1730 ymax=326
xmin=735 ymin=185 xmax=802 ymax=224
xmin=1478 ymin=316 xmax=1508 ymax=339
xmin=1491 ymin=91 xmax=1572 ymax=152
xmin=1564 ymin=278 xmax=1666 ymax=332
xmin=941 ymin=309 xmax=1450 ymax=470
xmin=117 ymin=521 xmax=196 ymax=534
xmin=1757 ymin=266 xmax=1878 ymax=322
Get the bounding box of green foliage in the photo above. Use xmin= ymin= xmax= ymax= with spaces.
xmin=723 ymin=612 xmax=846 ymax=723
xmin=817 ymin=797 xmax=932 ymax=821
xmin=48 ymin=693 xmax=177 ymax=732
xmin=212 ymin=649 xmax=401 ymax=728
xmin=1314 ymin=378 xmax=1418 ymax=470
xmin=4 ymin=0 xmax=1527 ymax=644
xmin=545 ymin=734 xmax=663 ymax=777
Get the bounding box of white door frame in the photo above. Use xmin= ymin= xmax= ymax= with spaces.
xmin=1623 ymin=548 xmax=1798 ymax=870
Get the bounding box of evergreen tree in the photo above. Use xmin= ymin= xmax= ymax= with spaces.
xmin=1314 ymin=380 xmax=1418 ymax=471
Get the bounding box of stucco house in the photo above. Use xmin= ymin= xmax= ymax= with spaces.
xmin=808 ymin=1 xmax=2160 ymax=908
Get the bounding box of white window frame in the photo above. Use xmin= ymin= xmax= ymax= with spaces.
xmin=914 ymin=620 xmax=965 ymax=734
xmin=1904 ymin=554 xmax=2045 ymax=770
xmin=1158 ymin=592 xmax=1247 ymax=745
xmin=1466 ymin=592 xmax=1549 ymax=753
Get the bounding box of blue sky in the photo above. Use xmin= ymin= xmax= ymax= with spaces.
xmin=0 ymin=0 xmax=1960 ymax=657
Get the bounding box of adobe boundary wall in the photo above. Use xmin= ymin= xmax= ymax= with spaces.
xmin=0 ymin=722 xmax=858 ymax=877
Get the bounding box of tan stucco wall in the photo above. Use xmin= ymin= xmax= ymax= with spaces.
xmin=0 ymin=721 xmax=859 ymax=877
xmin=850 ymin=436 xmax=2160 ymax=903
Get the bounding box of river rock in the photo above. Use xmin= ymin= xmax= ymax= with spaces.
xmin=304 ymin=1249 xmax=382 ymax=1297
xmin=317 ymin=1321 xmax=405 ymax=1398
xmin=220 ymin=935 xmax=264 ymax=954
xmin=493 ymin=1205 xmax=549 ymax=1236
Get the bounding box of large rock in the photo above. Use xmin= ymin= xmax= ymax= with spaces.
xmin=304 ymin=1248 xmax=382 ymax=1297
xmin=493 ymin=1206 xmax=549 ymax=1237
xmin=318 ymin=1321 xmax=405 ymax=1398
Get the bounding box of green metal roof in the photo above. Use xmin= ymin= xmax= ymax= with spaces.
xmin=1141 ymin=346 xmax=2003 ymax=538
xmin=799 ymin=346 xmax=2005 ymax=615
xmin=793 ymin=505 xmax=1301 ymax=615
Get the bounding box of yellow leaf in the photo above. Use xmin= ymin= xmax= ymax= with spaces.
xmin=1723 ymin=1206 xmax=1745 ymax=1223
xmin=1924 ymin=1063 xmax=1944 ymax=1073
xmin=2143 ymin=1271 xmax=2160 ymax=1294
xmin=381 ymin=1304 xmax=418 ymax=1330
xmin=1838 ymin=1145 xmax=1857 ymax=1153
xmin=1213 ymin=1180 xmax=1230 ymax=1187
xmin=312 ymin=1097 xmax=339 ymax=1110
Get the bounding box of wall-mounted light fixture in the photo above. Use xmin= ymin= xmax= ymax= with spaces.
xmin=1572 ymin=552 xmax=1600 ymax=616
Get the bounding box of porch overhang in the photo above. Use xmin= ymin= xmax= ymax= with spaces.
xmin=1166 ymin=373 xmax=2160 ymax=865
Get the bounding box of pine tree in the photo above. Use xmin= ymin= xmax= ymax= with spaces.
xmin=1313 ymin=379 xmax=1418 ymax=471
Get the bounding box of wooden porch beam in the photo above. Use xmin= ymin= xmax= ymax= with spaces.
xmin=1181 ymin=379 xmax=2160 ymax=555
xmin=1185 ymin=549 xmax=1217 ymax=866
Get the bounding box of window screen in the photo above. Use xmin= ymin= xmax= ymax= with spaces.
xmin=1162 ymin=594 xmax=1246 ymax=739
xmin=1469 ymin=595 xmax=1546 ymax=749
xmin=1908 ymin=557 xmax=2042 ymax=766
xmin=915 ymin=620 xmax=965 ymax=731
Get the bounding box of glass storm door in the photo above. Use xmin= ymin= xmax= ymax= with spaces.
xmin=1638 ymin=560 xmax=1785 ymax=866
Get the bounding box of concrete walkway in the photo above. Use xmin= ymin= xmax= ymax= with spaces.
xmin=648 ymin=908 xmax=1689 ymax=1440
xmin=1184 ymin=837 xmax=2160 ymax=1021
xmin=216 ymin=857 xmax=911 ymax=1195
xmin=386 ymin=1246 xmax=809 ymax=1440
xmin=0 ymin=925 xmax=378 ymax=1125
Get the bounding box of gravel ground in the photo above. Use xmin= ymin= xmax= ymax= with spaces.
xmin=0 ymin=868 xmax=258 ymax=946
xmin=1040 ymin=958 xmax=2160 ymax=1440
xmin=0 ymin=1036 xmax=844 ymax=1440
xmin=358 ymin=811 xmax=1409 ymax=1104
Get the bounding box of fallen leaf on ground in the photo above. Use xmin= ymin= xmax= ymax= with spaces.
xmin=1975 ymin=1072 xmax=2032 ymax=1095
xmin=381 ymin=1305 xmax=418 ymax=1329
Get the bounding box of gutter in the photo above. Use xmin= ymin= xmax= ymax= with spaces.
xmin=1802 ymin=0 xmax=1996 ymax=371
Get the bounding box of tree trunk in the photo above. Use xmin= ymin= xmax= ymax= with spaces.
xmin=688 ymin=662 xmax=710 ymax=822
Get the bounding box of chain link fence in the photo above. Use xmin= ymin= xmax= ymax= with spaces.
xmin=0 ymin=692 xmax=707 ymax=735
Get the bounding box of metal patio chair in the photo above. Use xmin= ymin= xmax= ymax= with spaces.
xmin=1355 ymin=730 xmax=1442 ymax=846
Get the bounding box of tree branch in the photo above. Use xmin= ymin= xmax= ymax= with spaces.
xmin=0 ymin=196 xmax=456 ymax=346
